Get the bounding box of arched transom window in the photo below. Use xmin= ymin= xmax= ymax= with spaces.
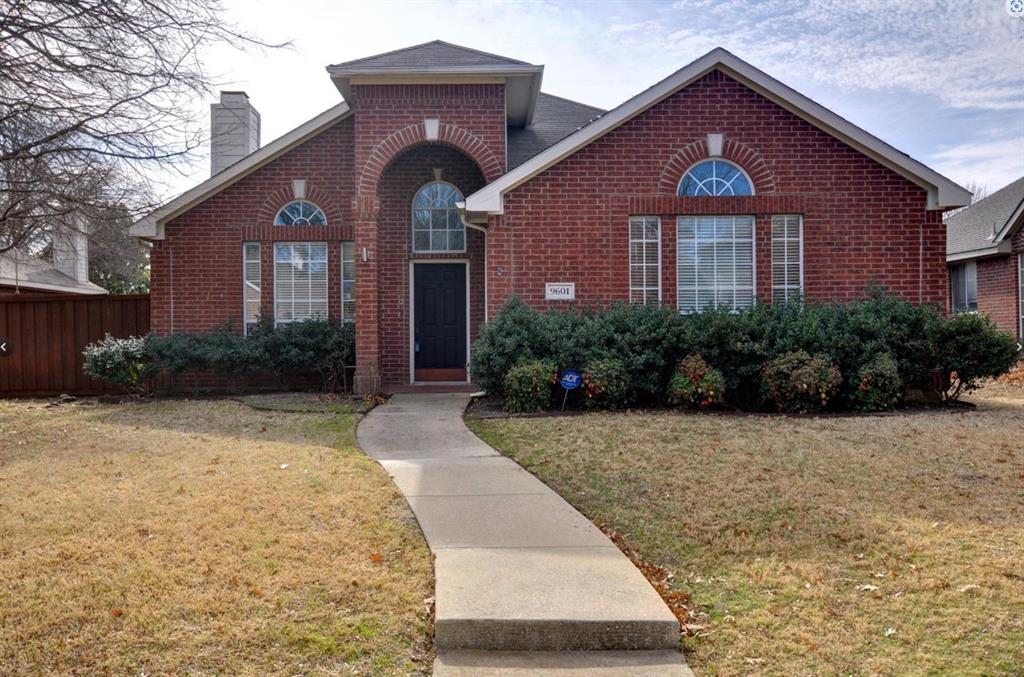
xmin=412 ymin=181 xmax=465 ymax=253
xmin=678 ymin=160 xmax=754 ymax=197
xmin=274 ymin=200 xmax=327 ymax=226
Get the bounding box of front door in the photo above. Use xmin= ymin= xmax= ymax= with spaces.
xmin=413 ymin=263 xmax=467 ymax=382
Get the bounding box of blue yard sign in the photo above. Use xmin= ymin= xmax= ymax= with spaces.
xmin=559 ymin=368 xmax=581 ymax=410
xmin=560 ymin=369 xmax=581 ymax=390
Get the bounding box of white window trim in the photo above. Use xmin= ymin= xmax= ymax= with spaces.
xmin=950 ymin=260 xmax=978 ymax=314
xmin=629 ymin=216 xmax=662 ymax=305
xmin=273 ymin=241 xmax=329 ymax=325
xmin=274 ymin=200 xmax=327 ymax=226
xmin=411 ymin=180 xmax=467 ymax=254
xmin=771 ymin=214 xmax=804 ymax=303
xmin=677 ymin=159 xmax=756 ymax=197
xmin=1018 ymin=253 xmax=1023 ymax=339
xmin=676 ymin=215 xmax=757 ymax=314
xmin=243 ymin=242 xmax=261 ymax=336
xmin=341 ymin=240 xmax=355 ymax=323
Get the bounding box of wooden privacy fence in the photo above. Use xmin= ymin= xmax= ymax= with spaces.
xmin=0 ymin=293 xmax=150 ymax=397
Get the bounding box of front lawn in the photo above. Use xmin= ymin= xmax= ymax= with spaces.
xmin=468 ymin=386 xmax=1024 ymax=675
xmin=0 ymin=397 xmax=432 ymax=675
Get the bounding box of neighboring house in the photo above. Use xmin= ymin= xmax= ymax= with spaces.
xmin=130 ymin=41 xmax=970 ymax=393
xmin=0 ymin=229 xmax=107 ymax=295
xmin=945 ymin=176 xmax=1024 ymax=338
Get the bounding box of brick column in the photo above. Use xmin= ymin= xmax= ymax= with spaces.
xmin=353 ymin=192 xmax=382 ymax=393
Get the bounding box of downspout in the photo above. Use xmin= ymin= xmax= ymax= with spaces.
xmin=460 ymin=212 xmax=488 ymax=322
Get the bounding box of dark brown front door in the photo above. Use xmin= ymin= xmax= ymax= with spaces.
xmin=414 ymin=263 xmax=467 ymax=381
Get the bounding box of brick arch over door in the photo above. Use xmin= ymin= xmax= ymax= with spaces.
xmin=256 ymin=183 xmax=343 ymax=225
xmin=658 ymin=138 xmax=777 ymax=195
xmin=358 ymin=121 xmax=504 ymax=196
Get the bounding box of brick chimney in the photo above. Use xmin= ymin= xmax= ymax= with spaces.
xmin=210 ymin=91 xmax=260 ymax=176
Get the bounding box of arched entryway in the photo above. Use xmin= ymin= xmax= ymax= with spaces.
xmin=374 ymin=144 xmax=487 ymax=386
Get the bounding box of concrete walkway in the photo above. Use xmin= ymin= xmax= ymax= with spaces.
xmin=357 ymin=393 xmax=693 ymax=676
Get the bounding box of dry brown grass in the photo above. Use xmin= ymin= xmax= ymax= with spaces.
xmin=468 ymin=386 xmax=1024 ymax=676
xmin=0 ymin=398 xmax=433 ymax=676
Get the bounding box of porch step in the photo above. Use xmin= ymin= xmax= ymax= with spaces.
xmin=434 ymin=650 xmax=695 ymax=676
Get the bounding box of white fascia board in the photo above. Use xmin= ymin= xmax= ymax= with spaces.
xmin=946 ymin=241 xmax=1012 ymax=263
xmin=326 ymin=64 xmax=543 ymax=77
xmin=465 ymin=47 xmax=971 ymax=214
xmin=130 ymin=102 xmax=352 ymax=240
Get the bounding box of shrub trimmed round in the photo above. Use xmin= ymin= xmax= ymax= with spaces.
xmin=582 ymin=357 xmax=629 ymax=409
xmin=667 ymin=354 xmax=726 ymax=409
xmin=503 ymin=360 xmax=556 ymax=413
xmin=762 ymin=350 xmax=842 ymax=414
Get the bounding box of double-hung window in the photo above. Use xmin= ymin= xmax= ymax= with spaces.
xmin=243 ymin=243 xmax=261 ymax=335
xmin=771 ymin=215 xmax=803 ymax=303
xmin=274 ymin=242 xmax=328 ymax=324
xmin=950 ymin=261 xmax=977 ymax=313
xmin=677 ymin=215 xmax=755 ymax=313
xmin=341 ymin=241 xmax=355 ymax=322
xmin=629 ymin=216 xmax=661 ymax=304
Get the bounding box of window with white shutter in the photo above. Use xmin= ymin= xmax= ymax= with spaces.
xmin=629 ymin=216 xmax=661 ymax=305
xmin=677 ymin=215 xmax=755 ymax=313
xmin=274 ymin=242 xmax=328 ymax=324
xmin=341 ymin=241 xmax=355 ymax=322
xmin=243 ymin=243 xmax=260 ymax=335
xmin=771 ymin=215 xmax=803 ymax=304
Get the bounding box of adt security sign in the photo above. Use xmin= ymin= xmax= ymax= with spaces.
xmin=558 ymin=368 xmax=581 ymax=410
xmin=560 ymin=369 xmax=581 ymax=390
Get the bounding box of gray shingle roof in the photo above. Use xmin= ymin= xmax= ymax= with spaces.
xmin=507 ymin=93 xmax=605 ymax=169
xmin=330 ymin=40 xmax=531 ymax=69
xmin=946 ymin=175 xmax=1024 ymax=256
xmin=0 ymin=254 xmax=107 ymax=294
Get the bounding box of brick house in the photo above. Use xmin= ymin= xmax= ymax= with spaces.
xmin=945 ymin=176 xmax=1024 ymax=338
xmin=131 ymin=41 xmax=970 ymax=393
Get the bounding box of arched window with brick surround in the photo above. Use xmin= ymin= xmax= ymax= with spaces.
xmin=274 ymin=200 xmax=327 ymax=226
xmin=412 ymin=181 xmax=465 ymax=253
xmin=677 ymin=159 xmax=754 ymax=197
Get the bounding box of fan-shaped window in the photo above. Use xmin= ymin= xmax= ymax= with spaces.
xmin=678 ymin=160 xmax=754 ymax=197
xmin=274 ymin=200 xmax=327 ymax=226
xmin=412 ymin=181 xmax=465 ymax=253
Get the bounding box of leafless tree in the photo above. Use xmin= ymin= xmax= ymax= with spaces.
xmin=0 ymin=0 xmax=283 ymax=256
xmin=944 ymin=181 xmax=988 ymax=218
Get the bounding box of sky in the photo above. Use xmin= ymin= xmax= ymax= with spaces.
xmin=164 ymin=0 xmax=1024 ymax=200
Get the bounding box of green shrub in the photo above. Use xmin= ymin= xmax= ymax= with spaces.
xmin=851 ymin=352 xmax=902 ymax=412
xmin=259 ymin=320 xmax=356 ymax=391
xmin=925 ymin=312 xmax=1019 ymax=400
xmin=504 ymin=360 xmax=556 ymax=413
xmin=667 ymin=354 xmax=726 ymax=409
xmin=470 ymin=298 xmax=550 ymax=395
xmin=762 ymin=350 xmax=842 ymax=413
xmin=582 ymin=357 xmax=628 ymax=409
xmin=82 ymin=334 xmax=150 ymax=393
xmin=144 ymin=332 xmax=210 ymax=392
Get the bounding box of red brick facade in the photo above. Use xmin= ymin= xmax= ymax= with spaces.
xmin=490 ymin=72 xmax=944 ymax=314
xmin=150 ymin=69 xmax=958 ymax=391
xmin=967 ymin=226 xmax=1023 ymax=338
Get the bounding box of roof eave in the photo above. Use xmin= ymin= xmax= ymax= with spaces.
xmin=946 ymin=240 xmax=1013 ymax=263
xmin=130 ymin=102 xmax=353 ymax=240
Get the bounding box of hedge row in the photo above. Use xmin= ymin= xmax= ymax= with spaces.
xmin=469 ymin=289 xmax=1020 ymax=413
xmin=83 ymin=320 xmax=355 ymax=394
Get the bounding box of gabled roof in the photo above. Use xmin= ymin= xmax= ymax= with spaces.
xmin=464 ymin=47 xmax=971 ymax=215
xmin=507 ymin=93 xmax=605 ymax=170
xmin=0 ymin=254 xmax=107 ymax=295
xmin=326 ymin=40 xmax=543 ymax=127
xmin=946 ymin=175 xmax=1024 ymax=261
xmin=130 ymin=102 xmax=352 ymax=239
xmin=329 ymin=40 xmax=531 ymax=69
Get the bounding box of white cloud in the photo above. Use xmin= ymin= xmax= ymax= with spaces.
xmin=930 ymin=138 xmax=1024 ymax=194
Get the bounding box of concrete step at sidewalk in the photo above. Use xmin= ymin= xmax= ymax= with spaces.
xmin=434 ymin=547 xmax=679 ymax=651
xmin=434 ymin=650 xmax=695 ymax=676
